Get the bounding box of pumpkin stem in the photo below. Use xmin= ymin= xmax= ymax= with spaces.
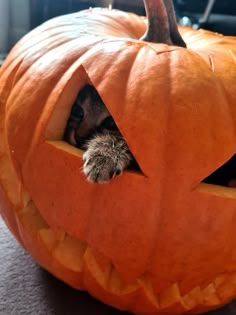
xmin=141 ymin=0 xmax=186 ymax=47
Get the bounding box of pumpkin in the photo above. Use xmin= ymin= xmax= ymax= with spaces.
xmin=0 ymin=0 xmax=236 ymax=313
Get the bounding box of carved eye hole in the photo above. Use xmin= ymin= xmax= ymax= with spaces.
xmin=196 ymin=155 xmax=236 ymax=198
xmin=64 ymin=84 xmax=143 ymax=175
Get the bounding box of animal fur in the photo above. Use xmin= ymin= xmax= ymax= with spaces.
xmin=64 ymin=84 xmax=134 ymax=183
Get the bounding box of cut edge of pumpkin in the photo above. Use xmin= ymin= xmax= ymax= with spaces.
xmin=46 ymin=139 xmax=145 ymax=178
xmin=46 ymin=140 xmax=84 ymax=158
xmin=195 ymin=183 xmax=236 ymax=200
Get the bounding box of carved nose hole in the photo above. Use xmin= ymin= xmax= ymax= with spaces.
xmin=64 ymin=84 xmax=143 ymax=175
xmin=196 ymin=154 xmax=236 ymax=199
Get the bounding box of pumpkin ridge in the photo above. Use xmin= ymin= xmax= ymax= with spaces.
xmin=81 ymin=8 xmax=146 ymax=39
xmin=6 ymin=38 xmax=76 ymax=88
xmin=2 ymin=35 xmax=96 ymax=95
xmin=85 ymin=10 xmax=144 ymax=39
xmin=0 ymin=58 xmax=25 ymax=118
xmin=60 ymin=10 xmax=143 ymax=40
xmin=9 ymin=9 xmax=144 ymax=70
xmin=4 ymin=29 xmax=79 ymax=69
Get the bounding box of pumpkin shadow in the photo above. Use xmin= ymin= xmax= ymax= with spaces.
xmin=206 ymin=302 xmax=236 ymax=315
xmin=40 ymin=270 xmax=236 ymax=315
xmin=39 ymin=269 xmax=130 ymax=315
xmin=37 ymin=270 xmax=236 ymax=315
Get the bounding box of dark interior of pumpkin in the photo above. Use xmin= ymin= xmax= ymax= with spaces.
xmin=64 ymin=84 xmax=141 ymax=174
xmin=202 ymin=155 xmax=236 ymax=187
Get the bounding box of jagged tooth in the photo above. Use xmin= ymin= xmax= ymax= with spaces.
xmin=159 ymin=283 xmax=187 ymax=312
xmin=51 ymin=226 xmax=66 ymax=241
xmin=84 ymin=247 xmax=140 ymax=295
xmin=52 ymin=234 xmax=87 ymax=273
xmin=214 ymin=272 xmax=236 ymax=302
xmin=19 ymin=184 xmax=31 ymax=208
xmin=186 ymin=283 xmax=222 ymax=314
xmin=108 ymin=267 xmax=139 ymax=295
xmin=38 ymin=228 xmax=58 ymax=251
xmin=18 ymin=200 xmax=48 ymax=236
xmin=182 ymin=286 xmax=203 ymax=310
xmin=39 ymin=227 xmax=87 ymax=273
xmin=201 ymin=283 xmax=221 ymax=307
xmin=133 ymin=277 xmax=160 ymax=314
xmin=83 ymin=248 xmax=159 ymax=313
xmin=137 ymin=277 xmax=159 ymax=308
xmin=0 ymin=155 xmax=22 ymax=207
xmin=84 ymin=247 xmax=113 ymax=289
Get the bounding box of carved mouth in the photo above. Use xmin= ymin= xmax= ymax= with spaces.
xmin=202 ymin=155 xmax=236 ymax=188
xmin=196 ymin=154 xmax=236 ymax=199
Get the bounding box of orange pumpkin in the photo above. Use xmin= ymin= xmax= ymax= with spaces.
xmin=0 ymin=0 xmax=236 ymax=314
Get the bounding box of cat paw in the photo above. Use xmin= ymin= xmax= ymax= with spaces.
xmin=82 ymin=133 xmax=132 ymax=183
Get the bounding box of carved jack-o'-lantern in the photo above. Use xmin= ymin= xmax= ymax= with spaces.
xmin=0 ymin=0 xmax=236 ymax=314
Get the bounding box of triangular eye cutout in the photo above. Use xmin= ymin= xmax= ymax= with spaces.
xmin=202 ymin=155 xmax=236 ymax=188
xmin=64 ymin=84 xmax=142 ymax=176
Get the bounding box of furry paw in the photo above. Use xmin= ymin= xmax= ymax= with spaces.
xmin=82 ymin=132 xmax=132 ymax=183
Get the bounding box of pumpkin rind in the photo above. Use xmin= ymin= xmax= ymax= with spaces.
xmin=0 ymin=8 xmax=236 ymax=315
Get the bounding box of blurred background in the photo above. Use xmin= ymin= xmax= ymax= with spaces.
xmin=0 ymin=0 xmax=236 ymax=64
